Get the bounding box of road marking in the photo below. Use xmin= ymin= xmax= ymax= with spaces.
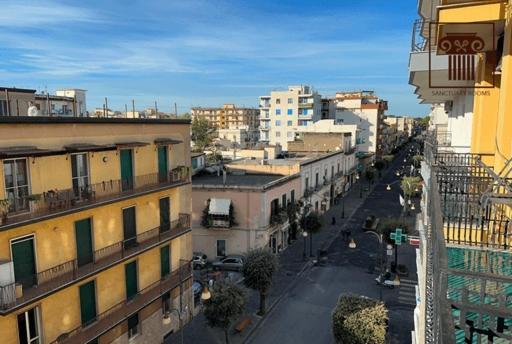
xmin=398 ymin=279 xmax=418 ymax=306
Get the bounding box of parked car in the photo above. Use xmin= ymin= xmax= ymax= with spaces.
xmin=212 ymin=255 xmax=245 ymax=272
xmin=193 ymin=252 xmax=207 ymax=270
xmin=362 ymin=215 xmax=379 ymax=231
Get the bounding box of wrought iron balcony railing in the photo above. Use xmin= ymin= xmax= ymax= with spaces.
xmin=51 ymin=261 xmax=192 ymax=344
xmin=1 ymin=166 xmax=190 ymax=229
xmin=0 ymin=214 xmax=190 ymax=314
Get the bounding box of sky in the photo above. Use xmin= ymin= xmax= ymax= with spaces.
xmin=0 ymin=0 xmax=429 ymax=116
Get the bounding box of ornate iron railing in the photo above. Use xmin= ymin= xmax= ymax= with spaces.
xmin=1 ymin=166 xmax=189 ymax=229
xmin=0 ymin=214 xmax=190 ymax=313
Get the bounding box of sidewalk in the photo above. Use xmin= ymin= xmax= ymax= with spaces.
xmin=166 ymin=173 xmax=377 ymax=344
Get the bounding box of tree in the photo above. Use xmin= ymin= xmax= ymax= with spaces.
xmin=300 ymin=211 xmax=323 ymax=257
xmin=382 ymin=155 xmax=394 ymax=165
xmin=400 ymin=176 xmax=422 ymax=199
xmin=412 ymin=154 xmax=423 ymax=168
xmin=374 ymin=160 xmax=385 ymax=177
xmin=191 ymin=117 xmax=215 ymax=151
xmin=242 ymin=248 xmax=279 ymax=316
xmin=365 ymin=167 xmax=375 ymax=184
xmin=286 ymin=201 xmax=300 ymax=241
xmin=331 ymin=294 xmax=388 ymax=344
xmin=203 ymin=282 xmax=246 ymax=344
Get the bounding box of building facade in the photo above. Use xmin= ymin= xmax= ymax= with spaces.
xmin=409 ymin=1 xmax=512 ymax=343
xmin=0 ymin=117 xmax=193 ymax=344
xmin=192 ymin=173 xmax=300 ymax=257
xmin=259 ymin=85 xmax=322 ymax=150
xmin=334 ymin=91 xmax=387 ymax=156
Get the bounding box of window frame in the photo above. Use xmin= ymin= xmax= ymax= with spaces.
xmin=71 ymin=153 xmax=90 ymax=198
xmin=3 ymin=158 xmax=30 ymax=213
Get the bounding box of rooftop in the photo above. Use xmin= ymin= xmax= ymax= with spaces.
xmin=0 ymin=116 xmax=190 ymax=125
xmin=229 ymin=151 xmax=344 ymax=167
xmin=192 ymin=172 xmax=297 ymax=189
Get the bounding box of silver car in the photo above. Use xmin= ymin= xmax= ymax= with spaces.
xmin=212 ymin=255 xmax=245 ymax=272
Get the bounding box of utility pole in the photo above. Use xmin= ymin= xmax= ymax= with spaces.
xmin=125 ymin=104 xmax=128 ymax=118
xmin=132 ymin=99 xmax=135 ymax=117
xmin=174 ymin=102 xmax=178 ymax=117
xmin=155 ymin=101 xmax=158 ymax=118
xmin=105 ymin=97 xmax=108 ymax=117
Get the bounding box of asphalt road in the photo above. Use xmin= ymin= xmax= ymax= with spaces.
xmin=247 ymin=144 xmax=419 ymax=344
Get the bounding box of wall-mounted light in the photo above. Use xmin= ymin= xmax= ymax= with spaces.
xmin=102 ymin=156 xmax=109 ymax=163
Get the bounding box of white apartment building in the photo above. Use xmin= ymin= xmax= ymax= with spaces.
xmin=334 ymin=91 xmax=387 ymax=156
xmin=259 ymin=85 xmax=322 ymax=151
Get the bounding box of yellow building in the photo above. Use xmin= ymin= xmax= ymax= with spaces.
xmin=0 ymin=117 xmax=193 ymax=344
xmin=409 ymin=0 xmax=512 ymax=343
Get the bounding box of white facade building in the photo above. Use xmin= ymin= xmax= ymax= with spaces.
xmin=259 ymin=85 xmax=321 ymax=151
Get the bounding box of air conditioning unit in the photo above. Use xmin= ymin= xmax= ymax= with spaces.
xmin=444 ymin=101 xmax=453 ymax=113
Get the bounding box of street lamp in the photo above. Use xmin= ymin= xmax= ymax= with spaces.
xmin=356 ymin=174 xmax=362 ymax=198
xmin=201 ymin=285 xmax=211 ymax=302
xmin=163 ymin=308 xmax=187 ymax=344
xmin=341 ymin=193 xmax=345 ymax=218
xmin=348 ymin=238 xmax=357 ymax=249
xmin=302 ymin=231 xmax=308 ymax=260
xmin=411 ymin=203 xmax=416 ymax=210
xmin=386 ymin=184 xmax=391 ymax=191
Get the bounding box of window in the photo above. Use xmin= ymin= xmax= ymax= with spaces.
xmin=270 ymin=198 xmax=279 ymax=218
xmin=275 ymin=120 xmax=281 ymax=127
xmin=276 ymin=109 xmax=281 ymax=115
xmin=128 ymin=313 xmax=140 ymax=339
xmin=287 ymin=132 xmax=293 ymax=138
xmin=275 ymin=131 xmax=281 ymax=138
xmin=125 ymin=260 xmax=138 ymax=300
xmin=331 ymin=166 xmax=334 ymax=178
xmin=315 ymin=173 xmax=319 ymax=187
xmin=337 ymin=163 xmax=340 ymax=173
xmin=315 ymin=201 xmax=319 ymax=211
xmin=3 ymin=158 xmax=29 ymax=212
xmin=287 ymin=120 xmax=292 ymax=126
xmin=276 ymin=98 xmax=281 ymax=104
xmin=162 ymin=292 xmax=171 ymax=314
xmin=17 ymin=307 xmax=41 ymax=344
xmin=281 ymin=194 xmax=286 ymax=208
xmin=291 ymin=190 xmax=295 ymax=204
xmin=0 ymin=100 xmax=8 ymax=116
xmin=287 ymin=98 xmax=293 ymax=104
xmin=71 ymin=153 xmax=89 ymax=198
xmin=217 ymin=240 xmax=226 ymax=256
xmin=287 ymin=109 xmax=293 ymax=115
xmin=160 ymin=245 xmax=170 ymax=277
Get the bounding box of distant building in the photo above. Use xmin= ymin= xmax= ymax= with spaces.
xmin=191 ymin=104 xmax=259 ymax=146
xmin=191 ymin=152 xmax=206 ymax=175
xmin=259 ymin=85 xmax=322 ymax=150
xmin=334 ymin=91 xmax=387 ymax=156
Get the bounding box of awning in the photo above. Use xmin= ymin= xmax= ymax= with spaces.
xmin=0 ymin=146 xmax=66 ymax=159
xmin=64 ymin=143 xmax=117 ymax=153
xmin=114 ymin=141 xmax=149 ymax=148
xmin=208 ymin=198 xmax=231 ymax=216
xmin=154 ymin=138 xmax=183 ymax=145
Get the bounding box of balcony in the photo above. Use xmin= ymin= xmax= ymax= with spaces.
xmin=1 ymin=166 xmax=190 ymax=230
xmin=0 ymin=214 xmax=191 ymax=314
xmin=344 ymin=146 xmax=356 ymax=155
xmin=423 ymin=139 xmax=512 ymax=343
xmin=298 ymin=102 xmax=313 ymax=109
xmin=51 ymin=261 xmax=192 ymax=344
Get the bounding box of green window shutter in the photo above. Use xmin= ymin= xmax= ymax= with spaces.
xmin=12 ymin=237 xmax=36 ymax=288
xmin=79 ymin=281 xmax=97 ymax=325
xmin=160 ymin=245 xmax=170 ymax=277
xmin=158 ymin=146 xmax=168 ymax=181
xmin=75 ymin=218 xmax=93 ymax=267
xmin=125 ymin=261 xmax=138 ymax=300
xmin=123 ymin=207 xmax=137 ymax=248
xmin=159 ymin=197 xmax=170 ymax=232
xmin=120 ymin=149 xmax=133 ymax=190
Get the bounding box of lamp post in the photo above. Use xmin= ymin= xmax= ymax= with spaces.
xmin=302 ymin=231 xmax=308 ymax=260
xmin=164 ymin=308 xmax=187 ymax=344
xmin=356 ymin=174 xmax=362 ymax=198
xmin=341 ymin=192 xmax=345 ymax=219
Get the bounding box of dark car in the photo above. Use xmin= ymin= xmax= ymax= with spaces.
xmin=212 ymin=255 xmax=245 ymax=272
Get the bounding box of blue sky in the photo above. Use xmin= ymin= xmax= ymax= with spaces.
xmin=0 ymin=0 xmax=429 ymax=116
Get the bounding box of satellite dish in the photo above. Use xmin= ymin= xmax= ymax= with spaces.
xmin=27 ymin=105 xmax=39 ymax=117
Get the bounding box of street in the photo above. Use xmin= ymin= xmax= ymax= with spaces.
xmin=247 ymin=144 xmax=419 ymax=344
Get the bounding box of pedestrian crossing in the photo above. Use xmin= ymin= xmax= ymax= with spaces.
xmin=398 ymin=278 xmax=418 ymax=306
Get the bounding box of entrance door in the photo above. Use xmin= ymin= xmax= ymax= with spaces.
xmin=75 ymin=218 xmax=93 ymax=267
xmin=159 ymin=197 xmax=170 ymax=233
xmin=79 ymin=281 xmax=97 ymax=325
xmin=157 ymin=146 xmax=168 ymax=182
xmin=12 ymin=236 xmax=36 ymax=288
xmin=120 ymin=149 xmax=134 ymax=191
xmin=160 ymin=245 xmax=170 ymax=278
xmin=123 ymin=207 xmax=137 ymax=249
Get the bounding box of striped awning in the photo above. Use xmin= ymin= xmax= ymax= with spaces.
xmin=208 ymin=198 xmax=231 ymax=216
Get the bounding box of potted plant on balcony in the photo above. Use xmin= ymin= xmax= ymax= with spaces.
xmin=26 ymin=194 xmax=42 ymax=211
xmin=0 ymin=199 xmax=10 ymax=225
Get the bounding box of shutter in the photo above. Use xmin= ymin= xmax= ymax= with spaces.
xmin=12 ymin=237 xmax=36 ymax=288
xmin=160 ymin=245 xmax=170 ymax=277
xmin=123 ymin=207 xmax=137 ymax=249
xmin=75 ymin=218 xmax=93 ymax=267
xmin=120 ymin=149 xmax=133 ymax=190
xmin=159 ymin=197 xmax=170 ymax=232
xmin=79 ymin=281 xmax=97 ymax=325
xmin=125 ymin=261 xmax=138 ymax=300
xmin=158 ymin=146 xmax=168 ymax=182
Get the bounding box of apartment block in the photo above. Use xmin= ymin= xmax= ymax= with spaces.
xmin=334 ymin=91 xmax=387 ymax=156
xmin=191 ymin=104 xmax=259 ymax=146
xmin=408 ymin=0 xmax=512 ymax=343
xmin=259 ymin=85 xmax=322 ymax=150
xmin=192 ymin=172 xmax=300 ymax=256
xmin=0 ymin=117 xmax=193 ymax=344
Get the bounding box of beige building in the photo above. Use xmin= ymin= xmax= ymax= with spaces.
xmin=334 ymin=91 xmax=387 ymax=156
xmin=259 ymin=85 xmax=322 ymax=150
xmin=192 ymin=172 xmax=300 ymax=257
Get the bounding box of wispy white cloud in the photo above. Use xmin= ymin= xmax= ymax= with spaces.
xmin=0 ymin=1 xmax=103 ymax=28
